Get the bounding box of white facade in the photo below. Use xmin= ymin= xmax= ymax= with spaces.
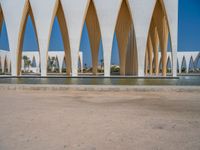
xmin=0 ymin=0 xmax=179 ymax=77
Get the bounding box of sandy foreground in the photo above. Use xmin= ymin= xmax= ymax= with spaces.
xmin=0 ymin=88 xmax=200 ymax=150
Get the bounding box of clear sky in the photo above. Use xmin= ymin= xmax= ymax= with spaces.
xmin=0 ymin=0 xmax=200 ymax=66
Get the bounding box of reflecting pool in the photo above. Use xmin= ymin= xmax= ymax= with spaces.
xmin=0 ymin=76 xmax=199 ymax=86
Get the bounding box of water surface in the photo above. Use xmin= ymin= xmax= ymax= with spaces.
xmin=0 ymin=76 xmax=199 ymax=86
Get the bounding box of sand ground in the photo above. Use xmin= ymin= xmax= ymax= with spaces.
xmin=0 ymin=88 xmax=200 ymax=150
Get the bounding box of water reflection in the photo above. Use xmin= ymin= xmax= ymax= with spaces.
xmin=0 ymin=76 xmax=199 ymax=86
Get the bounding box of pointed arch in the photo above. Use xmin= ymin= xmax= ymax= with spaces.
xmin=16 ymin=0 xmax=39 ymax=75
xmin=31 ymin=56 xmax=36 ymax=68
xmin=145 ymin=0 xmax=172 ymax=77
xmin=194 ymin=52 xmax=200 ymax=71
xmin=0 ymin=6 xmax=9 ymax=51
xmin=48 ymin=0 xmax=71 ymax=75
xmin=62 ymin=56 xmax=66 ymax=73
xmin=159 ymin=57 xmax=162 ymax=73
xmin=112 ymin=0 xmax=137 ymax=76
xmin=181 ymin=56 xmax=187 ymax=73
xmin=177 ymin=59 xmax=180 ymax=73
xmin=79 ymin=0 xmax=102 ymax=75
xmin=78 ymin=51 xmax=83 ymax=73
xmin=4 ymin=56 xmax=8 ymax=73
xmin=0 ymin=7 xmax=3 ymax=32
xmin=149 ymin=20 xmax=160 ymax=75
xmin=189 ymin=56 xmax=195 ymax=73
xmin=167 ymin=56 xmax=172 ymax=73
xmin=55 ymin=56 xmax=60 ymax=72
xmin=47 ymin=56 xmax=51 ymax=72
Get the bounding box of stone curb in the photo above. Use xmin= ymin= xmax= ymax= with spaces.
xmin=0 ymin=84 xmax=200 ymax=92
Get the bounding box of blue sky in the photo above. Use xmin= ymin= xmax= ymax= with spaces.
xmin=0 ymin=0 xmax=200 ymax=66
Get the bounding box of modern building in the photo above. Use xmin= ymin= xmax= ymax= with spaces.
xmin=0 ymin=0 xmax=179 ymax=77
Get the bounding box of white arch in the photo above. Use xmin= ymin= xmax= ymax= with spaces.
xmin=0 ymin=0 xmax=180 ymax=77
xmin=0 ymin=0 xmax=26 ymax=76
xmin=163 ymin=0 xmax=178 ymax=77
xmin=60 ymin=0 xmax=90 ymax=76
xmin=29 ymin=0 xmax=58 ymax=76
xmin=188 ymin=56 xmax=195 ymax=72
xmin=92 ymin=0 xmax=122 ymax=76
xmin=128 ymin=0 xmax=156 ymax=76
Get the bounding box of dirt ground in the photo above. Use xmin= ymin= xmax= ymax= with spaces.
xmin=0 ymin=89 xmax=200 ymax=150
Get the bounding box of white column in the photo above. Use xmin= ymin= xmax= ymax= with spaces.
xmin=164 ymin=0 xmax=178 ymax=77
xmin=61 ymin=0 xmax=90 ymax=76
xmin=30 ymin=0 xmax=58 ymax=77
xmin=93 ymin=0 xmax=122 ymax=77
xmin=127 ymin=0 xmax=156 ymax=77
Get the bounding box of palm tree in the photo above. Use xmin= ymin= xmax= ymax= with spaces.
xmin=23 ymin=56 xmax=31 ymax=72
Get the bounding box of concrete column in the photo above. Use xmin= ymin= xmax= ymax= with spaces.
xmin=155 ymin=17 xmax=168 ymax=76
xmin=178 ymin=59 xmax=182 ymax=74
xmin=60 ymin=0 xmax=90 ymax=77
xmin=79 ymin=52 xmax=83 ymax=73
xmin=1 ymin=0 xmax=27 ymax=76
xmin=185 ymin=56 xmax=190 ymax=74
xmin=57 ymin=55 xmax=63 ymax=74
xmin=7 ymin=61 xmax=11 ymax=73
xmin=10 ymin=51 xmax=18 ymax=76
xmin=39 ymin=39 xmax=48 ymax=76
xmin=57 ymin=2 xmax=71 ymax=75
xmin=115 ymin=0 xmax=132 ymax=76
xmin=150 ymin=24 xmax=159 ymax=76
xmin=125 ymin=25 xmax=137 ymax=76
xmin=30 ymin=0 xmax=60 ymax=77
xmin=93 ymin=0 xmax=122 ymax=77
xmin=148 ymin=37 xmax=153 ymax=75
xmin=1 ymin=56 xmax=5 ymax=73
xmin=161 ymin=18 xmax=168 ymax=77
xmin=163 ymin=0 xmax=178 ymax=77
xmin=127 ymin=0 xmax=156 ymax=77
xmin=153 ymin=1 xmax=170 ymax=77
xmin=145 ymin=48 xmax=149 ymax=75
xmin=86 ymin=1 xmax=101 ymax=75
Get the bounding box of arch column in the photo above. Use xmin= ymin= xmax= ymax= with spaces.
xmin=1 ymin=56 xmax=5 ymax=73
xmin=156 ymin=15 xmax=168 ymax=77
xmin=57 ymin=55 xmax=63 ymax=73
xmin=163 ymin=0 xmax=178 ymax=77
xmin=185 ymin=56 xmax=190 ymax=74
xmin=127 ymin=0 xmax=156 ymax=77
xmin=1 ymin=0 xmax=27 ymax=76
xmin=85 ymin=1 xmax=101 ymax=75
xmin=177 ymin=56 xmax=183 ymax=74
xmin=60 ymin=0 xmax=90 ymax=77
xmin=93 ymin=0 xmax=122 ymax=77
xmin=161 ymin=17 xmax=169 ymax=76
xmin=115 ymin=0 xmax=132 ymax=76
xmin=7 ymin=61 xmax=11 ymax=73
xmin=147 ymin=37 xmax=153 ymax=75
xmin=126 ymin=25 xmax=138 ymax=75
xmin=39 ymin=42 xmax=48 ymax=76
xmin=150 ymin=24 xmax=159 ymax=76
xmin=145 ymin=48 xmax=149 ymax=75
xmin=79 ymin=52 xmax=83 ymax=73
xmin=56 ymin=1 xmax=71 ymax=75
xmin=29 ymin=0 xmax=59 ymax=77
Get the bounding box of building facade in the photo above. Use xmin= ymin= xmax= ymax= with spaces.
xmin=0 ymin=0 xmax=179 ymax=77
